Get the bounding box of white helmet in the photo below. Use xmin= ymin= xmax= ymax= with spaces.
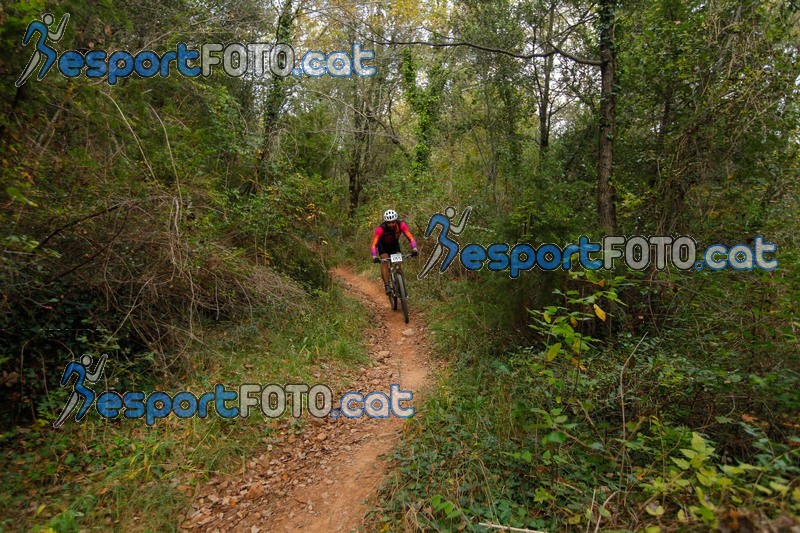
xmin=383 ymin=209 xmax=398 ymax=222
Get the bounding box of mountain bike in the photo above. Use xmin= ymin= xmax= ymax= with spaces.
xmin=379 ymin=252 xmax=413 ymax=324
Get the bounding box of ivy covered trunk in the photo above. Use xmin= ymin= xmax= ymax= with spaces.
xmin=597 ymin=0 xmax=618 ymax=233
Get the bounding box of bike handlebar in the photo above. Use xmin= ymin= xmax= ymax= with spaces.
xmin=376 ymin=253 xmax=416 ymax=263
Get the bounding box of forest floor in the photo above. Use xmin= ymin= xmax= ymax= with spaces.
xmin=180 ymin=267 xmax=433 ymax=532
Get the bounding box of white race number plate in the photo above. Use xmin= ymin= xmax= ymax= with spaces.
xmin=390 ymin=253 xmax=403 ymax=263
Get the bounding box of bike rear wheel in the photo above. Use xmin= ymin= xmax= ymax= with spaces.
xmin=389 ymin=275 xmax=398 ymax=310
xmin=395 ymin=269 xmax=409 ymax=323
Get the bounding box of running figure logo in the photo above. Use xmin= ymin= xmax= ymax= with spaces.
xmin=53 ymin=353 xmax=108 ymax=428
xmin=16 ymin=12 xmax=70 ymax=87
xmin=418 ymin=206 xmax=472 ymax=279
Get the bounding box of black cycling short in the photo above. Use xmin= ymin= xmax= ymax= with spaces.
xmin=377 ymin=241 xmax=401 ymax=255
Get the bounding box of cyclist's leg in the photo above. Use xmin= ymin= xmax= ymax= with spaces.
xmin=377 ymin=242 xmax=391 ymax=294
xmin=380 ymin=253 xmax=390 ymax=284
xmin=376 ymin=242 xmax=390 ymax=284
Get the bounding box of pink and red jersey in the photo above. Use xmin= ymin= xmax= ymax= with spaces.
xmin=371 ymin=221 xmax=417 ymax=256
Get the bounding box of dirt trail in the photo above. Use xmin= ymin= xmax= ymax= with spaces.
xmin=182 ymin=267 xmax=432 ymax=532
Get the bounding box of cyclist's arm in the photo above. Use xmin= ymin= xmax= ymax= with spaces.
xmin=51 ymin=14 xmax=70 ymax=40
xmin=399 ymin=221 xmax=417 ymax=249
xmin=371 ymin=227 xmax=383 ymax=257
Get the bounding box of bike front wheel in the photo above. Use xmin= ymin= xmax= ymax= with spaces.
xmin=389 ymin=276 xmax=398 ymax=310
xmin=395 ymin=270 xmax=409 ymax=323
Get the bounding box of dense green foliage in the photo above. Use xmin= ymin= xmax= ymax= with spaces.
xmin=1 ymin=0 xmax=334 ymax=428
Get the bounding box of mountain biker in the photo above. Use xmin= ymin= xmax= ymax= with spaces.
xmin=371 ymin=209 xmax=418 ymax=294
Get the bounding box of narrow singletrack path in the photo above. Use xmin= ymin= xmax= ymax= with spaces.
xmin=182 ymin=267 xmax=432 ymax=532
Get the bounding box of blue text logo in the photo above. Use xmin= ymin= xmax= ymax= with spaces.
xmin=17 ymin=13 xmax=377 ymax=87
xmin=54 ymin=357 xmax=414 ymax=427
xmin=418 ymin=207 xmax=778 ymax=278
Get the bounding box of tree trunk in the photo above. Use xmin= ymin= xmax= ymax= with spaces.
xmin=251 ymin=0 xmax=294 ymax=192
xmin=597 ymin=0 xmax=618 ymax=233
xmin=347 ymin=162 xmax=362 ymax=215
xmin=539 ymin=1 xmax=556 ymax=153
xmin=348 ymin=95 xmax=367 ymax=215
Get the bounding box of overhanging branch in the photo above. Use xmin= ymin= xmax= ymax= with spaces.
xmin=368 ymin=36 xmax=601 ymax=67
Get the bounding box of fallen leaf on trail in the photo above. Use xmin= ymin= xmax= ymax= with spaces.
xmin=246 ymin=484 xmax=265 ymax=499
